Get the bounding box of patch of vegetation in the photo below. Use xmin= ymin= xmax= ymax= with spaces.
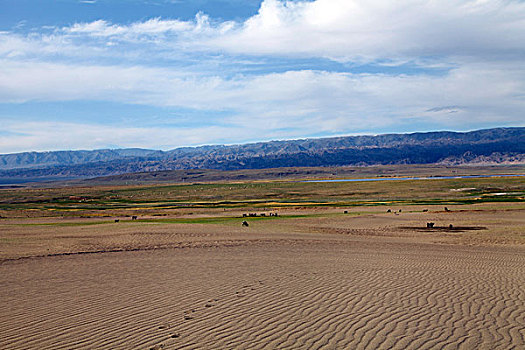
xmin=0 ymin=175 xmax=523 ymax=218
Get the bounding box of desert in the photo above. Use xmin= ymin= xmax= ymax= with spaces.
xmin=1 ymin=166 xmax=524 ymax=349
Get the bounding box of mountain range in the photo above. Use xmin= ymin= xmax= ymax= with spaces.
xmin=1 ymin=127 xmax=524 ymax=181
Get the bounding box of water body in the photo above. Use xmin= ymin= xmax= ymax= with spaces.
xmin=303 ymin=174 xmax=525 ymax=183
xmin=0 ymin=177 xmax=80 ymax=185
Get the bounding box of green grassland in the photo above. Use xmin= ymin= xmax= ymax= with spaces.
xmin=0 ymin=173 xmax=523 ymax=219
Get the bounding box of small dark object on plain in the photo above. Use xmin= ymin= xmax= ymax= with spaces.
xmin=114 ymin=219 xmax=119 ymax=223
xmin=242 ymin=221 xmax=249 ymax=227
xmin=344 ymin=210 xmax=348 ymax=214
xmin=242 ymin=213 xmax=247 ymax=217
xmin=423 ymin=209 xmax=428 ymax=212
xmin=387 ymin=209 xmax=391 ymax=213
xmin=449 ymin=224 xmax=454 ymax=229
xmin=444 ymin=207 xmax=450 ymax=212
xmin=131 ymin=215 xmax=137 ymax=220
xmin=427 ymin=222 xmax=435 ymax=228
xmin=398 ymin=209 xmax=402 ymax=212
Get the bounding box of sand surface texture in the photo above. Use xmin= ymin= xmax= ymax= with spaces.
xmin=1 ymin=237 xmax=524 ymax=349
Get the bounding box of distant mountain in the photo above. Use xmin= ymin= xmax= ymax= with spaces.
xmin=0 ymin=148 xmax=163 ymax=170
xmin=1 ymin=127 xmax=523 ymax=180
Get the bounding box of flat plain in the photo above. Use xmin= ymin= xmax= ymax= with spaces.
xmin=1 ymin=166 xmax=524 ymax=349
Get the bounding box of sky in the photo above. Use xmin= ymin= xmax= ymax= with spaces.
xmin=0 ymin=0 xmax=524 ymax=153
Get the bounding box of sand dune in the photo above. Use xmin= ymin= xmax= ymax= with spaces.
xmin=1 ymin=238 xmax=524 ymax=349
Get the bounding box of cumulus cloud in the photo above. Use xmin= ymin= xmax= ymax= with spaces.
xmin=4 ymin=0 xmax=525 ymax=64
xmin=41 ymin=0 xmax=525 ymax=63
xmin=213 ymin=0 xmax=525 ymax=62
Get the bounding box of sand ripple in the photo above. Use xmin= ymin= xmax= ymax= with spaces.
xmin=1 ymin=240 xmax=524 ymax=349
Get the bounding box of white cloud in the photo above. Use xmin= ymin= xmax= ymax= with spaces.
xmin=1 ymin=0 xmax=524 ymax=152
xmin=4 ymin=0 xmax=525 ymax=64
xmin=0 ymin=120 xmax=251 ymax=153
xmin=47 ymin=0 xmax=525 ymax=63
xmin=1 ymin=59 xmax=523 ymax=139
xmin=64 ymin=18 xmax=194 ymax=37
xmin=209 ymin=0 xmax=525 ymax=62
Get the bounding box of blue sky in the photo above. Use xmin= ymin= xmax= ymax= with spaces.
xmin=1 ymin=0 xmax=524 ymax=153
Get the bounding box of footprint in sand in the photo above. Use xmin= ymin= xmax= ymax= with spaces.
xmin=235 ymin=283 xmax=260 ymax=297
xmin=158 ymin=322 xmax=170 ymax=330
xmin=183 ymin=310 xmax=196 ymax=320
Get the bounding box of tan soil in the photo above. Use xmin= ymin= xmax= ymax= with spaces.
xmin=0 ymin=204 xmax=524 ymax=349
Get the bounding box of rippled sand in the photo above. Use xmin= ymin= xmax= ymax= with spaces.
xmin=1 ymin=237 xmax=524 ymax=349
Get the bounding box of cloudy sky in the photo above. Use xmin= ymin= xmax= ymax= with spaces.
xmin=1 ymin=0 xmax=524 ymax=153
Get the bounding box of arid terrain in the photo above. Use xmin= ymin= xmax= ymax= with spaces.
xmin=1 ymin=166 xmax=524 ymax=349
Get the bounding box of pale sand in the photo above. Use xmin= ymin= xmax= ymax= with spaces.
xmin=1 ymin=237 xmax=524 ymax=349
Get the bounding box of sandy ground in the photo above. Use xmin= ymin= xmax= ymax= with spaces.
xmin=1 ymin=203 xmax=524 ymax=261
xmin=1 ymin=205 xmax=524 ymax=349
xmin=1 ymin=239 xmax=524 ymax=349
